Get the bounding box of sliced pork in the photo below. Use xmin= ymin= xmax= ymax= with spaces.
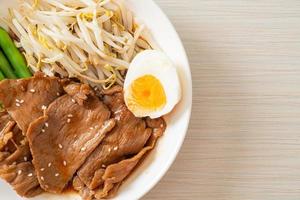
xmin=0 ymin=112 xmax=43 ymax=197
xmin=73 ymin=86 xmax=166 ymax=199
xmin=0 ymin=162 xmax=43 ymax=197
xmin=97 ymin=123 xmax=165 ymax=199
xmin=75 ymin=116 xmax=166 ymax=199
xmin=76 ymin=87 xmax=152 ymax=190
xmin=0 ymin=72 xmax=64 ymax=133
xmin=0 ymin=76 xmax=167 ymax=199
xmin=27 ymin=83 xmax=115 ymax=193
xmin=0 ymin=111 xmax=12 ymax=131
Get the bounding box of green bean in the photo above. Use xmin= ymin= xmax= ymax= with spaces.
xmin=0 ymin=50 xmax=17 ymax=79
xmin=0 ymin=70 xmax=5 ymax=80
xmin=0 ymin=27 xmax=32 ymax=78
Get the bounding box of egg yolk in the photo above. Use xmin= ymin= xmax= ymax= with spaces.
xmin=130 ymin=75 xmax=166 ymax=110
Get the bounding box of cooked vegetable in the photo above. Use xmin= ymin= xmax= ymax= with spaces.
xmin=0 ymin=70 xmax=5 ymax=80
xmin=0 ymin=27 xmax=31 ymax=78
xmin=1 ymin=0 xmax=159 ymax=88
xmin=0 ymin=50 xmax=17 ymax=79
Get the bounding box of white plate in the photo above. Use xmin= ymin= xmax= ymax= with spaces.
xmin=0 ymin=0 xmax=192 ymax=199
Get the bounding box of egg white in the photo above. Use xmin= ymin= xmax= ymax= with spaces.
xmin=124 ymin=50 xmax=181 ymax=118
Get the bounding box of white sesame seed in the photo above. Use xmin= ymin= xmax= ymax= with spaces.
xmin=55 ymin=173 xmax=59 ymax=177
xmin=56 ymin=92 xmax=60 ymax=96
xmin=24 ymin=156 xmax=27 ymax=161
xmin=71 ymin=99 xmax=75 ymax=103
xmin=16 ymin=103 xmax=21 ymax=107
xmin=89 ymin=127 xmax=94 ymax=130
xmin=160 ymin=124 xmax=164 ymax=128
xmin=45 ymin=122 xmax=49 ymax=127
xmin=108 ymin=148 xmax=111 ymax=152
xmin=58 ymin=144 xmax=63 ymax=149
xmin=67 ymin=118 xmax=71 ymax=123
xmin=28 ymin=173 xmax=33 ymax=177
xmin=81 ymin=147 xmax=86 ymax=152
xmin=17 ymin=170 xmax=22 ymax=175
xmin=30 ymin=89 xmax=36 ymax=93
xmin=41 ymin=105 xmax=47 ymax=110
xmin=48 ymin=162 xmax=52 ymax=167
xmin=114 ymin=109 xmax=122 ymax=114
xmin=63 ymin=161 xmax=67 ymax=166
xmin=41 ymin=129 xmax=45 ymax=133
xmin=115 ymin=115 xmax=121 ymax=121
xmin=102 ymin=164 xmax=106 ymax=168
xmin=19 ymin=99 xmax=24 ymax=104
xmin=40 ymin=176 xmax=44 ymax=181
xmin=67 ymin=114 xmax=73 ymax=118
xmin=113 ymin=146 xmax=118 ymax=151
xmin=40 ymin=168 xmax=45 ymax=171
xmin=15 ymin=99 xmax=20 ymax=103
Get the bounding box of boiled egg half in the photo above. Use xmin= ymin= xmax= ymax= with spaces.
xmin=124 ymin=50 xmax=181 ymax=118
